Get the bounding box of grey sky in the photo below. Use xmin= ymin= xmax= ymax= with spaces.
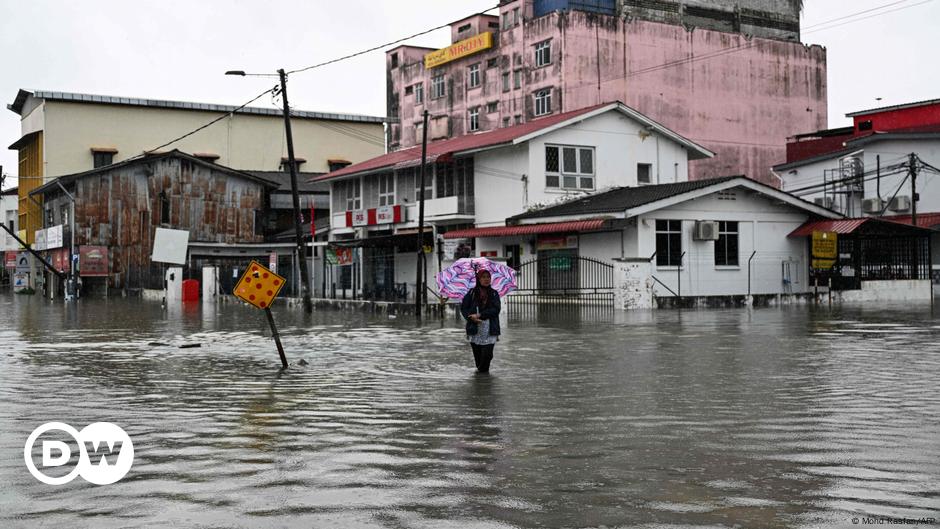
xmin=1 ymin=0 xmax=937 ymax=183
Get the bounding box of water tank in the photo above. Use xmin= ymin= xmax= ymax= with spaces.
xmin=533 ymin=0 xmax=617 ymax=18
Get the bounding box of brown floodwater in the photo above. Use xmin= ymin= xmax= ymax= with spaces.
xmin=1 ymin=294 xmax=939 ymax=528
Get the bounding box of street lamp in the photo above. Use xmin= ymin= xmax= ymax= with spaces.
xmin=226 ymin=69 xmax=313 ymax=314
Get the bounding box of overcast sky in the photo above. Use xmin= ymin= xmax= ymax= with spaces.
xmin=1 ymin=0 xmax=938 ymax=183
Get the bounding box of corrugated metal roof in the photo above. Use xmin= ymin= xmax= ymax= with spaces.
xmin=9 ymin=89 xmax=388 ymax=123
xmin=880 ymin=212 xmax=940 ymax=228
xmin=788 ymin=218 xmax=870 ymax=237
xmin=442 ymin=219 xmax=606 ymax=239
xmin=846 ymin=98 xmax=940 ymax=117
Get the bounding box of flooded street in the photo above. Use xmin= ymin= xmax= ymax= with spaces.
xmin=1 ymin=296 xmax=939 ymax=528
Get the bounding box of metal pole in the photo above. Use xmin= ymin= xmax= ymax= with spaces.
xmin=415 ymin=109 xmax=430 ymax=319
xmin=677 ymin=251 xmax=685 ymax=302
xmin=277 ymin=68 xmax=313 ymax=314
xmin=747 ymin=250 xmax=757 ymax=298
xmin=53 ymin=180 xmax=77 ymax=301
xmin=264 ymin=307 xmax=289 ymax=369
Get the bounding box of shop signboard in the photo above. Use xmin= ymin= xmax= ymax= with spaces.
xmin=4 ymin=251 xmax=17 ymax=269
xmin=79 ymin=246 xmax=109 ymax=277
xmin=33 ymin=229 xmax=47 ymax=251
xmin=51 ymin=248 xmax=70 ymax=273
xmin=443 ymin=238 xmax=473 ymax=260
xmin=346 ymin=205 xmax=403 ymax=227
xmin=268 ymin=252 xmax=278 ymax=274
xmin=536 ymin=234 xmax=578 ymax=251
xmin=46 ymin=225 xmax=64 ymax=249
xmin=13 ymin=272 xmax=29 ymax=292
xmin=425 ymin=32 xmax=494 ymax=69
xmin=812 ymin=231 xmax=837 ymax=270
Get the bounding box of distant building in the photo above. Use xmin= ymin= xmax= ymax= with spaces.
xmin=386 ymin=0 xmax=825 ymax=185
xmin=7 ymin=89 xmax=387 ymax=246
xmin=1 ymin=187 xmax=17 ymax=285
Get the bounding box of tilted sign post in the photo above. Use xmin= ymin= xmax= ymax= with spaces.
xmin=151 ymin=228 xmax=190 ymax=307
xmin=233 ymin=260 xmax=289 ymax=369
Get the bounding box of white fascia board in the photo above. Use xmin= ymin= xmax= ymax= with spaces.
xmin=510 ymin=104 xmax=620 ymax=145
xmin=624 ymin=178 xmax=843 ymax=219
xmin=514 ymin=213 xmax=623 ymax=225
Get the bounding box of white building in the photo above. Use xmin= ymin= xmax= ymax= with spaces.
xmin=1 ymin=187 xmax=18 ymax=285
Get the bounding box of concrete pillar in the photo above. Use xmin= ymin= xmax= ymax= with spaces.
xmin=165 ymin=266 xmax=183 ymax=304
xmin=613 ymin=258 xmax=655 ymax=310
xmin=202 ymin=266 xmax=218 ymax=302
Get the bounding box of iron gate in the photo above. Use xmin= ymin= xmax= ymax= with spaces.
xmin=509 ymin=253 xmax=614 ymax=311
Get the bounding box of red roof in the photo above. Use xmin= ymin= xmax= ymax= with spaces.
xmin=314 ymin=103 xmax=613 ymax=182
xmin=443 ymin=219 xmax=606 ymax=239
xmin=881 ymin=212 xmax=940 ymax=228
xmin=788 ymin=217 xmax=936 ymax=237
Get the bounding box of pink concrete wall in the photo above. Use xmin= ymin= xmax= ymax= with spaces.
xmin=386 ymin=5 xmax=827 ymax=185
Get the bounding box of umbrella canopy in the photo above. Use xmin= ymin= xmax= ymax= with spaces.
xmin=436 ymin=257 xmax=517 ymax=300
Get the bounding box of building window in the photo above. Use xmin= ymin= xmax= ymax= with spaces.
xmin=415 ymin=171 xmax=433 ymax=201
xmin=378 ymin=173 xmax=395 ymax=207
xmin=405 ymin=85 xmax=413 ymax=95
xmin=535 ymin=40 xmax=552 ymax=67
xmin=345 ymin=179 xmax=361 ymax=211
xmin=503 ymin=117 xmax=511 ymax=127
xmin=93 ymin=151 xmax=114 ymax=168
xmin=534 ymin=89 xmax=552 ymax=116
xmin=858 ymin=120 xmax=873 ymax=131
xmin=513 ymin=70 xmax=522 ymax=89
xmin=160 ymin=191 xmax=171 ymax=224
xmin=514 ymin=115 xmax=523 ymax=124
xmin=468 ymin=64 xmax=481 ymax=88
xmin=469 ymin=108 xmax=480 ymax=132
xmin=328 ymin=159 xmax=351 ymax=172
xmin=458 ymin=23 xmax=471 ymax=33
xmin=390 ymin=53 xmax=399 ymax=68
xmin=545 ymin=145 xmax=594 ymax=189
xmin=486 ymin=101 xmax=498 ymax=113
xmin=637 ymin=163 xmax=652 ymax=185
xmin=513 ymin=7 xmax=520 ymax=25
xmin=414 ymin=83 xmax=424 ymax=104
xmin=487 ymin=58 xmax=498 ymax=68
xmin=656 ymin=220 xmax=682 ymax=267
xmin=715 ymin=221 xmax=739 ymax=267
xmin=502 ymin=12 xmax=512 ymax=29
xmin=431 ymin=75 xmax=445 ymax=99
xmin=502 ymin=72 xmax=510 ymax=92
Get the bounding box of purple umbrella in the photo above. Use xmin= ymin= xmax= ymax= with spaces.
xmin=436 ymin=257 xmax=517 ymax=300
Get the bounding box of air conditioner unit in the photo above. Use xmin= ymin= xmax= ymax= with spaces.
xmin=889 ymin=195 xmax=911 ymax=212
xmin=814 ymin=197 xmax=834 ymax=209
xmin=862 ymin=197 xmax=884 ymax=214
xmin=693 ymin=220 xmax=719 ymax=241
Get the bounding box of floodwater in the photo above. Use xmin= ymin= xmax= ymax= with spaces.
xmin=1 ymin=295 xmax=939 ymax=529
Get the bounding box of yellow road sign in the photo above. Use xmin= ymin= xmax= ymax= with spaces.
xmin=812 ymin=231 xmax=837 ymax=260
xmin=234 ymin=260 xmax=286 ymax=309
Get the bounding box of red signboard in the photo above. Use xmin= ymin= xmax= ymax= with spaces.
xmin=310 ymin=207 xmax=316 ymax=236
xmin=3 ymin=252 xmax=16 ymax=270
xmin=345 ymin=205 xmax=403 ymax=227
xmin=79 ymin=246 xmax=109 ymax=277
xmin=50 ymin=248 xmax=70 ymax=273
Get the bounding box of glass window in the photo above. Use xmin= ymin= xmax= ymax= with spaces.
xmin=656 ymin=220 xmax=683 ymax=267
xmin=513 ymin=7 xmax=520 ymax=25
xmin=535 ymin=40 xmax=551 ymax=67
xmin=637 ymin=163 xmax=652 ymax=185
xmin=431 ymin=75 xmax=445 ymax=99
xmin=469 ymin=108 xmax=480 ymax=132
xmin=93 ymin=151 xmax=114 ymax=168
xmin=487 ymin=58 xmax=498 ymax=68
xmin=378 ymin=173 xmax=395 ymax=207
xmin=502 ymin=72 xmax=510 ymax=92
xmin=415 ymin=170 xmax=433 ymax=201
xmin=513 ymin=70 xmax=522 ymax=89
xmin=468 ymin=64 xmax=481 ymax=88
xmin=414 ymin=83 xmax=423 ymax=104
xmin=486 ymin=101 xmax=498 ymax=113
xmin=715 ymin=221 xmax=739 ymax=266
xmin=503 ymin=117 xmax=511 ymax=127
xmin=346 ymin=179 xmax=361 ymax=211
xmin=534 ymin=89 xmax=552 ymax=116
xmin=545 ymin=145 xmax=595 ymax=190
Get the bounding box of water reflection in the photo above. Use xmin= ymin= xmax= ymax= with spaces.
xmin=0 ymin=295 xmax=938 ymax=528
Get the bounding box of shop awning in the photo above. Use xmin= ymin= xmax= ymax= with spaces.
xmin=443 ymin=219 xmax=607 ymax=239
xmin=789 ymin=217 xmax=935 ymax=237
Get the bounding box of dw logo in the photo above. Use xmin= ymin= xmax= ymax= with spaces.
xmin=24 ymin=422 xmax=134 ymax=485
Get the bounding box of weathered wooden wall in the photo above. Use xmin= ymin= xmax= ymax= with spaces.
xmin=46 ymin=155 xmax=267 ymax=290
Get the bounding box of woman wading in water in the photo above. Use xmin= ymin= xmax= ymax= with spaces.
xmin=460 ymin=269 xmax=501 ymax=372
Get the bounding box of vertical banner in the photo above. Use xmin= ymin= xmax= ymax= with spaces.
xmin=268 ymin=252 xmax=278 ymax=274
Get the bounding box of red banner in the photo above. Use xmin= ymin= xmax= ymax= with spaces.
xmin=51 ymin=248 xmax=70 ymax=273
xmin=3 ymin=252 xmax=16 ymax=270
xmin=79 ymin=246 xmax=109 ymax=277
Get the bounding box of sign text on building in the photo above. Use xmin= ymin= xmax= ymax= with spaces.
xmin=346 ymin=205 xmax=404 ymax=227
xmin=424 ymin=32 xmax=494 ymax=69
xmin=811 ymin=231 xmax=838 ymax=270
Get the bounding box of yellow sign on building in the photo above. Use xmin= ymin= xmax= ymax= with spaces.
xmin=234 ymin=260 xmax=286 ymax=309
xmin=812 ymin=231 xmax=838 ymax=269
xmin=425 ymin=32 xmax=494 ymax=69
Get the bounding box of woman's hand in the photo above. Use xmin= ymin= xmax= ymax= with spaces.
xmin=469 ymin=313 xmax=482 ymax=323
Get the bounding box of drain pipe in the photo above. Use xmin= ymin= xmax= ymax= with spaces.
xmin=747 ymin=251 xmax=757 ymax=301
xmin=677 ymin=251 xmax=685 ymax=302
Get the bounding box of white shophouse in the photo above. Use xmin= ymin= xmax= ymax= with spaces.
xmin=315 ymin=101 xmax=876 ymax=308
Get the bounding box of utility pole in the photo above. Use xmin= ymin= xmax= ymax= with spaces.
xmin=415 ymin=110 xmax=430 ymax=319
xmin=278 ymin=68 xmax=313 ymax=314
xmin=910 ymin=152 xmax=918 ymax=228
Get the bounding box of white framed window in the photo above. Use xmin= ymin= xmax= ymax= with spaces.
xmin=545 ymin=145 xmax=594 ymax=190
xmin=378 ymin=173 xmax=395 ymax=207
xmin=415 ymin=171 xmax=433 ymax=201
xmin=431 ymin=75 xmax=445 ymax=99
xmin=513 ymin=70 xmax=522 ymax=89
xmin=469 ymin=108 xmax=480 ymax=132
xmin=486 ymin=101 xmax=498 ymax=113
xmin=534 ymin=89 xmax=552 ymax=116
xmin=414 ymin=83 xmax=423 ymax=104
xmin=345 ymin=178 xmax=361 ymax=211
xmin=468 ymin=64 xmax=481 ymax=88
xmin=715 ymin=221 xmax=739 ymax=267
xmin=656 ymin=220 xmax=683 ymax=267
xmin=535 ymin=40 xmax=552 ymax=67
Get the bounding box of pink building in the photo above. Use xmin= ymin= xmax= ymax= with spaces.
xmin=386 ymin=0 xmax=827 ymax=186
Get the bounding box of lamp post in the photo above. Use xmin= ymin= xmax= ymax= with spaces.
xmin=226 ymin=70 xmax=313 ymax=313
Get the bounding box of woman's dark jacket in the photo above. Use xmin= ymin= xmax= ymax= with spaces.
xmin=460 ymin=287 xmax=501 ymax=337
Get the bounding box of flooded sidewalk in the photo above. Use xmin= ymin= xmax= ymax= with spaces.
xmin=1 ymin=296 xmax=939 ymax=528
